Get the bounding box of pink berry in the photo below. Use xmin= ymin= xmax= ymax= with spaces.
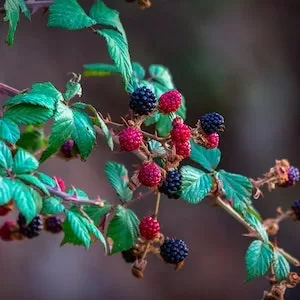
xmin=205 ymin=133 xmax=219 ymax=149
xmin=172 ymin=116 xmax=184 ymax=126
xmin=158 ymin=90 xmax=182 ymax=114
xmin=171 ymin=123 xmax=191 ymax=143
xmin=175 ymin=141 xmax=191 ymax=158
xmin=139 ymin=216 xmax=160 ymax=240
xmin=138 ymin=162 xmax=162 ymax=187
xmin=53 ymin=176 xmax=66 ymax=192
xmin=119 ymin=127 xmax=143 ymax=152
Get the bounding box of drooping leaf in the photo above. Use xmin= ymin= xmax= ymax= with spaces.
xmin=149 ymin=64 xmax=174 ymax=89
xmin=17 ymin=127 xmax=46 ymax=154
xmin=63 ymin=81 xmax=82 ymax=101
xmin=40 ymin=102 xmax=73 ymax=163
xmin=4 ymin=82 xmax=62 ymax=110
xmin=41 ymin=197 xmax=65 ymax=215
xmin=4 ymin=0 xmax=30 ymax=46
xmin=83 ymin=202 xmax=111 ymax=224
xmin=48 ymin=0 xmax=96 ymax=30
xmin=98 ymin=29 xmax=133 ymax=90
xmin=4 ymin=104 xmax=54 ymax=125
xmin=105 ymin=162 xmax=132 ymax=202
xmin=71 ymin=109 xmax=96 ymax=160
xmin=180 ymin=165 xmax=213 ymax=204
xmin=71 ymin=102 xmax=88 ymax=110
xmin=0 ymin=117 xmax=20 ymax=144
xmin=61 ymin=218 xmax=85 ymax=247
xmin=13 ymin=148 xmax=39 ymax=174
xmin=107 ymin=205 xmax=139 ymax=254
xmin=0 ymin=140 xmax=13 ymax=170
xmin=244 ymin=212 xmax=269 ymax=243
xmin=0 ymin=178 xmax=14 ymax=205
xmin=35 ymin=172 xmax=56 ymax=188
xmin=83 ymin=63 xmax=119 ymax=77
xmin=273 ymin=249 xmax=290 ymax=282
xmin=190 ymin=140 xmax=221 ymax=171
xmin=132 ymin=62 xmax=145 ymax=80
xmin=245 ymin=240 xmax=273 ymax=281
xmin=17 ymin=174 xmax=49 ymax=196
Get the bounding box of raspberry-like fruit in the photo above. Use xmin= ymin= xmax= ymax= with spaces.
xmin=139 ymin=216 xmax=160 ymax=240
xmin=53 ymin=176 xmax=66 ymax=192
xmin=205 ymin=133 xmax=219 ymax=149
xmin=158 ymin=90 xmax=182 ymax=114
xmin=121 ymin=248 xmax=137 ymax=263
xmin=138 ymin=162 xmax=162 ymax=187
xmin=60 ymin=139 xmax=78 ymax=159
xmin=0 ymin=221 xmax=17 ymax=241
xmin=279 ymin=166 xmax=300 ymax=187
xmin=0 ymin=201 xmax=13 ymax=216
xmin=175 ymin=141 xmax=191 ymax=158
xmin=172 ymin=117 xmax=184 ymax=126
xmin=18 ymin=214 xmax=43 ymax=239
xmin=159 ymin=169 xmax=182 ymax=199
xmin=119 ymin=127 xmax=143 ymax=151
xmin=199 ymin=112 xmax=225 ymax=135
xmin=171 ymin=123 xmax=191 ymax=143
xmin=160 ymin=237 xmax=189 ymax=264
xmin=129 ymin=86 xmax=157 ymax=115
xmin=44 ymin=216 xmax=62 ymax=234
xmin=292 ymin=200 xmax=300 ymax=221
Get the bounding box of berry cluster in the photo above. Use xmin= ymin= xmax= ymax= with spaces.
xmin=159 ymin=169 xmax=182 ymax=199
xmin=139 ymin=216 xmax=160 ymax=240
xmin=171 ymin=117 xmax=191 ymax=158
xmin=17 ymin=214 xmax=43 ymax=239
xmin=138 ymin=162 xmax=162 ymax=187
xmin=119 ymin=127 xmax=143 ymax=152
xmin=160 ymin=237 xmax=189 ymax=265
xmin=129 ymin=86 xmax=157 ymax=115
xmin=280 ymin=166 xmax=300 ymax=188
xmin=199 ymin=112 xmax=225 ymax=135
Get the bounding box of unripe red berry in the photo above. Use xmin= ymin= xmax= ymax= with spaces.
xmin=172 ymin=117 xmax=184 ymax=126
xmin=0 ymin=221 xmax=17 ymax=241
xmin=171 ymin=124 xmax=191 ymax=143
xmin=138 ymin=162 xmax=162 ymax=187
xmin=175 ymin=141 xmax=191 ymax=158
xmin=139 ymin=216 xmax=160 ymax=240
xmin=119 ymin=127 xmax=143 ymax=152
xmin=53 ymin=176 xmax=66 ymax=192
xmin=158 ymin=90 xmax=182 ymax=114
xmin=205 ymin=133 xmax=219 ymax=149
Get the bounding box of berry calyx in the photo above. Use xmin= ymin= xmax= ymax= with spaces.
xmin=160 ymin=237 xmax=189 ymax=265
xmin=158 ymin=90 xmax=182 ymax=114
xmin=129 ymin=86 xmax=157 ymax=115
xmin=175 ymin=141 xmax=191 ymax=158
xmin=53 ymin=176 xmax=66 ymax=192
xmin=279 ymin=166 xmax=300 ymax=187
xmin=159 ymin=169 xmax=182 ymax=199
xmin=18 ymin=214 xmax=43 ymax=239
xmin=121 ymin=248 xmax=137 ymax=263
xmin=138 ymin=162 xmax=162 ymax=187
xmin=291 ymin=200 xmax=300 ymax=221
xmin=59 ymin=139 xmax=79 ymax=159
xmin=119 ymin=127 xmax=143 ymax=152
xmin=139 ymin=216 xmax=160 ymax=240
xmin=204 ymin=133 xmax=219 ymax=149
xmin=199 ymin=112 xmax=225 ymax=135
xmin=44 ymin=216 xmax=62 ymax=234
xmin=0 ymin=201 xmax=13 ymax=216
xmin=170 ymin=123 xmax=191 ymax=143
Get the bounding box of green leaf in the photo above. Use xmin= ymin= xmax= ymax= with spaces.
xmin=0 ymin=178 xmax=13 ymax=205
xmin=61 ymin=218 xmax=85 ymax=246
xmin=40 ymin=102 xmax=73 ymax=163
xmin=64 ymin=81 xmax=82 ymax=101
xmin=0 ymin=140 xmax=13 ymax=170
xmin=63 ymin=210 xmax=91 ymax=248
xmin=144 ymin=111 xmax=160 ymax=127
xmin=48 ymin=0 xmax=96 ymax=30
xmin=148 ymin=140 xmax=166 ymax=156
xmin=4 ymin=104 xmax=54 ymax=125
xmin=132 ymin=62 xmax=145 ymax=80
xmin=83 ymin=63 xmax=119 ymax=77
xmin=190 ymin=140 xmax=221 ymax=171
xmin=13 ymin=181 xmax=37 ymax=223
xmin=17 ymin=174 xmax=49 ymax=196
xmin=273 ymin=249 xmax=290 ymax=282
xmin=35 ymin=172 xmax=56 ymax=188
xmin=41 ymin=197 xmax=65 ymax=215
xmin=107 ymin=205 xmax=139 ymax=254
xmin=149 ymin=65 xmax=174 ymax=89
xmin=247 ymin=204 xmax=262 ymax=222
xmin=180 ymin=166 xmax=213 ymax=204
xmin=176 ymin=96 xmax=187 ymax=120
xmin=17 ymin=127 xmax=46 ymax=154
xmin=89 ymin=105 xmax=113 ymax=150
xmin=71 ymin=102 xmax=87 ymax=110
xmin=71 ymin=109 xmax=96 ymax=160
xmin=67 ymin=187 xmax=89 ymax=199
xmin=98 ymin=29 xmax=133 ymax=89
xmin=245 ymin=212 xmax=269 ymax=243
xmin=0 ymin=118 xmax=20 ymax=144
xmin=217 ymin=170 xmax=252 ymax=214
xmin=13 ymin=148 xmax=39 ymax=174
xmin=105 ymin=162 xmax=133 ymax=202
xmin=83 ymin=202 xmax=111 ymax=224
xmin=4 ymin=82 xmax=62 ymax=110
xmin=156 ymin=113 xmax=174 ymax=137
xmin=31 ymin=188 xmax=43 ymax=213
xmin=245 ymin=240 xmax=273 ymax=281
xmin=4 ymin=0 xmax=30 ymax=46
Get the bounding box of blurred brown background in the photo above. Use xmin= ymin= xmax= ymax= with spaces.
xmin=1 ymin=0 xmax=300 ymax=299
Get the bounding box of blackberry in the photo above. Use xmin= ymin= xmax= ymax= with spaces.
xmin=160 ymin=170 xmax=182 ymax=199
xmin=199 ymin=112 xmax=225 ymax=135
xmin=160 ymin=237 xmax=189 ymax=264
xmin=129 ymin=86 xmax=157 ymax=115
xmin=44 ymin=216 xmax=62 ymax=234
xmin=121 ymin=248 xmax=137 ymax=263
xmin=59 ymin=139 xmax=79 ymax=159
xmin=17 ymin=214 xmax=43 ymax=239
xmin=291 ymin=200 xmax=300 ymax=220
xmin=279 ymin=166 xmax=300 ymax=187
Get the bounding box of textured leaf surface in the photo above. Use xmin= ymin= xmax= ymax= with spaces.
xmin=156 ymin=113 xmax=174 ymax=137
xmin=107 ymin=205 xmax=139 ymax=254
xmin=41 ymin=197 xmax=65 ymax=215
xmin=64 ymin=81 xmax=82 ymax=101
xmin=17 ymin=174 xmax=49 ymax=196
xmin=180 ymin=166 xmax=213 ymax=204
xmin=83 ymin=202 xmax=111 ymax=225
xmin=0 ymin=141 xmax=13 ymax=170
xmin=0 ymin=178 xmax=13 ymax=205
xmin=48 ymin=0 xmax=96 ymax=30
xmin=61 ymin=218 xmax=85 ymax=246
xmin=273 ymin=249 xmax=290 ymax=282
xmin=0 ymin=118 xmax=20 ymax=144
xmin=245 ymin=240 xmax=273 ymax=281
xmin=105 ymin=162 xmax=132 ymax=202
xmin=17 ymin=127 xmax=46 ymax=154
xmin=132 ymin=62 xmax=145 ymax=80
xmin=149 ymin=65 xmax=174 ymax=89
xmin=83 ymin=63 xmax=118 ymax=77
xmin=190 ymin=140 xmax=221 ymax=171
xmin=36 ymin=172 xmax=56 ymax=188
xmin=13 ymin=148 xmax=39 ymax=174
xmin=67 ymin=187 xmax=89 ymax=199
xmin=245 ymin=212 xmax=268 ymax=243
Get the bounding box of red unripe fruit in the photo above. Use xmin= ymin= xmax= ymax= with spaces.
xmin=175 ymin=141 xmax=191 ymax=158
xmin=53 ymin=176 xmax=66 ymax=192
xmin=0 ymin=221 xmax=17 ymax=241
xmin=205 ymin=133 xmax=219 ymax=149
xmin=158 ymin=90 xmax=182 ymax=114
xmin=172 ymin=117 xmax=184 ymax=126
xmin=119 ymin=127 xmax=143 ymax=152
xmin=171 ymin=123 xmax=191 ymax=143
xmin=139 ymin=216 xmax=160 ymax=240
xmin=138 ymin=162 xmax=162 ymax=187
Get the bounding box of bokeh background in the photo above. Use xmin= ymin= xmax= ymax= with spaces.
xmin=1 ymin=0 xmax=300 ymax=299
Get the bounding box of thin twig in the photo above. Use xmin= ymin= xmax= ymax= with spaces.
xmin=154 ymin=192 xmax=161 ymax=219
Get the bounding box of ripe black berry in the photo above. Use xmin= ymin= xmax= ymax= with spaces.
xmin=160 ymin=237 xmax=189 ymax=264
xmin=279 ymin=166 xmax=300 ymax=187
xmin=121 ymin=248 xmax=137 ymax=263
xmin=199 ymin=112 xmax=225 ymax=135
xmin=129 ymin=86 xmax=157 ymax=115
xmin=159 ymin=169 xmax=182 ymax=199
xmin=292 ymin=200 xmax=300 ymax=220
xmin=44 ymin=216 xmax=62 ymax=234
xmin=17 ymin=214 xmax=43 ymax=239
